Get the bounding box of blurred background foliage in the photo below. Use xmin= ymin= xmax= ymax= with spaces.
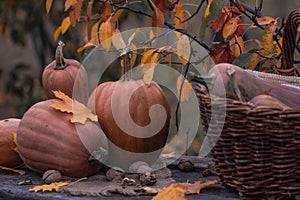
xmin=0 ymin=0 xmax=299 ymax=155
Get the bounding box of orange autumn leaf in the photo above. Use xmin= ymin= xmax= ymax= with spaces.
xmin=50 ymin=91 xmax=98 ymax=124
xmin=53 ymin=26 xmax=62 ymax=42
xmin=141 ymin=49 xmax=160 ymax=85
xmin=152 ymin=183 xmax=186 ymax=200
xmin=177 ymin=76 xmax=192 ymax=102
xmin=99 ymin=18 xmax=113 ymax=51
xmin=176 ymin=35 xmax=191 ymax=65
xmin=90 ymin=21 xmax=100 ymax=45
xmin=61 ymin=17 xmax=71 ymax=34
xmin=45 ymin=0 xmax=53 ymax=14
xmin=112 ymin=28 xmax=126 ymax=50
xmin=65 ymin=0 xmax=77 ymax=11
xmin=0 ymin=166 xmax=26 ymax=175
xmin=29 ymin=182 xmax=69 ymax=192
xmin=174 ymin=4 xmax=186 ymax=38
xmin=248 ymin=53 xmax=260 ymax=70
xmin=77 ymin=42 xmax=96 ymax=53
xmin=152 ymin=7 xmax=164 ymax=36
xmin=100 ymin=0 xmax=113 ymax=21
xmin=230 ymin=35 xmax=245 ymax=57
xmin=222 ymin=16 xmax=239 ymax=40
xmin=262 ymin=20 xmax=277 ymax=55
xmin=256 ymin=16 xmax=275 ymax=26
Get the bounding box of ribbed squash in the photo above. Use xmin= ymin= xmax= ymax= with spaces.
xmin=16 ymin=100 xmax=106 ymax=178
xmin=90 ymin=80 xmax=170 ymax=169
xmin=0 ymin=118 xmax=22 ymax=167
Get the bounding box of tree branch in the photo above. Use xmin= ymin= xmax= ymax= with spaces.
xmin=182 ymin=0 xmax=205 ymax=23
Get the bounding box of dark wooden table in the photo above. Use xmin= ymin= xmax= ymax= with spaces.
xmin=0 ymin=157 xmax=239 ymax=200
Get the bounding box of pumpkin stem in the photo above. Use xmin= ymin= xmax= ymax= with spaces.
xmin=54 ymin=41 xmax=68 ymax=70
xmin=121 ymin=53 xmax=131 ymax=81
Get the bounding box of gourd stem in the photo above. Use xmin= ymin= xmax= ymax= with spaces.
xmin=121 ymin=53 xmax=131 ymax=81
xmin=54 ymin=41 xmax=68 ymax=70
xmin=278 ymin=9 xmax=300 ymax=76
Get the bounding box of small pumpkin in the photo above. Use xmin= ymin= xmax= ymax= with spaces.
xmin=90 ymin=79 xmax=170 ymax=169
xmin=17 ymin=100 xmax=107 ymax=178
xmin=0 ymin=118 xmax=22 ymax=167
xmin=42 ymin=41 xmax=88 ymax=102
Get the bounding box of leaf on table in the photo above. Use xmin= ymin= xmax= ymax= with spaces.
xmin=177 ymin=75 xmax=192 ymax=102
xmin=99 ymin=17 xmax=113 ymax=52
xmin=112 ymin=28 xmax=126 ymax=50
xmin=181 ymin=179 xmax=220 ymax=195
xmin=176 ymin=35 xmax=191 ymax=66
xmin=29 ymin=182 xmax=69 ymax=193
xmin=12 ymin=132 xmax=18 ymax=153
xmin=45 ymin=0 xmax=53 ymax=14
xmin=152 ymin=183 xmax=187 ymax=200
xmin=51 ymin=91 xmax=98 ymax=124
xmin=61 ymin=17 xmax=71 ymax=34
xmin=0 ymin=166 xmax=26 ymax=175
xmin=99 ymin=0 xmax=113 ymax=21
xmin=152 ymin=7 xmax=164 ymax=36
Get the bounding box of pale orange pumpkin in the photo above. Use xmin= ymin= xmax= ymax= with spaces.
xmin=90 ymin=80 xmax=170 ymax=169
xmin=17 ymin=100 xmax=107 ymax=178
xmin=0 ymin=118 xmax=22 ymax=167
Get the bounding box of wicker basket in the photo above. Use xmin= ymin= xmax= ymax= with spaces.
xmin=190 ymin=9 xmax=300 ymax=199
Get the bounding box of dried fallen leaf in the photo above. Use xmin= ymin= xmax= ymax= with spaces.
xmin=99 ymin=17 xmax=113 ymax=51
xmin=176 ymin=35 xmax=191 ymax=66
xmin=177 ymin=76 xmax=192 ymax=102
xmin=0 ymin=166 xmax=26 ymax=175
xmin=51 ymin=91 xmax=98 ymax=124
xmin=182 ymin=180 xmax=220 ymax=194
xmin=152 ymin=183 xmax=186 ymax=200
xmin=29 ymin=182 xmax=69 ymax=192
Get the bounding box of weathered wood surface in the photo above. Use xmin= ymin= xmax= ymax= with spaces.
xmin=0 ymin=156 xmax=239 ymax=200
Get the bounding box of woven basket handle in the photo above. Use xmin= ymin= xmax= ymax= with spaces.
xmin=276 ymin=9 xmax=300 ymax=76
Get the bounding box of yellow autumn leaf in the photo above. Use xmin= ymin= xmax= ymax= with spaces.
xmin=262 ymin=20 xmax=277 ymax=55
xmin=152 ymin=7 xmax=164 ymax=36
xmin=177 ymin=76 xmax=192 ymax=102
xmin=53 ymin=26 xmax=62 ymax=42
xmin=112 ymin=28 xmax=126 ymax=50
xmin=275 ymin=36 xmax=282 ymax=56
xmin=256 ymin=16 xmax=275 ymax=26
xmin=222 ymin=17 xmax=239 ymax=40
xmin=61 ymin=17 xmax=71 ymax=34
xmin=29 ymin=182 xmax=69 ymax=192
xmin=248 ymin=53 xmax=260 ymax=70
xmin=230 ymin=35 xmax=245 ymax=57
xmin=12 ymin=132 xmax=18 ymax=153
xmin=176 ymin=35 xmax=190 ymax=66
xmin=77 ymin=42 xmax=96 ymax=53
xmin=45 ymin=0 xmax=53 ymax=14
xmin=204 ymin=0 xmax=212 ymax=18
xmin=152 ymin=183 xmax=187 ymax=200
xmin=65 ymin=0 xmax=77 ymax=11
xmin=100 ymin=0 xmax=113 ymax=21
xmin=141 ymin=49 xmax=160 ymax=85
xmin=50 ymin=91 xmax=98 ymax=124
xmin=91 ymin=22 xmax=100 ymax=45
xmin=99 ymin=18 xmax=113 ymax=52
xmin=0 ymin=166 xmax=26 ymax=175
xmin=174 ymin=4 xmax=186 ymax=38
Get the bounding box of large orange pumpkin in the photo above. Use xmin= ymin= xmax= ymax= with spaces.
xmin=90 ymin=80 xmax=170 ymax=169
xmin=42 ymin=41 xmax=88 ymax=102
xmin=0 ymin=118 xmax=22 ymax=167
xmin=17 ymin=100 xmax=107 ymax=178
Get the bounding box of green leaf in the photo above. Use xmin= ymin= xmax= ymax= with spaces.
xmin=233 ymin=53 xmax=253 ymax=69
